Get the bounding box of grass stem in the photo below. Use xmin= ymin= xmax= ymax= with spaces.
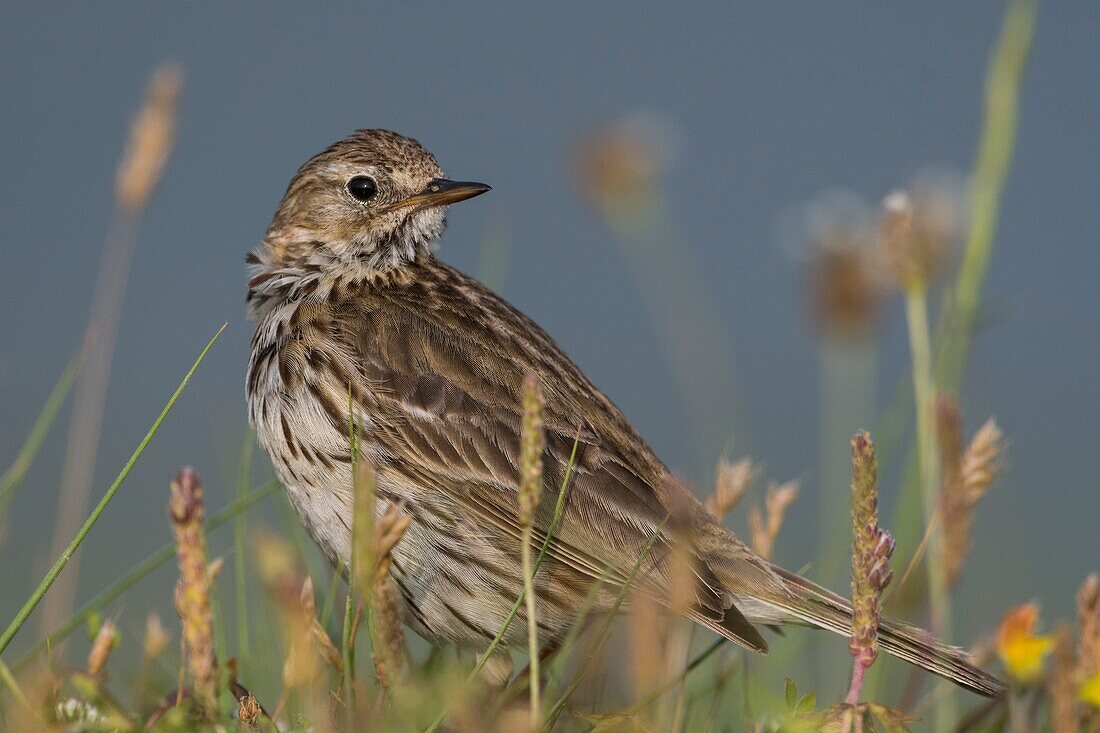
xmin=903 ymin=287 xmax=953 ymax=728
xmin=0 ymin=349 xmax=83 ymax=524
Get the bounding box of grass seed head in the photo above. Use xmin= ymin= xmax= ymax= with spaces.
xmin=848 ymin=432 xmax=894 ymax=672
xmin=748 ymin=480 xmax=799 ymax=561
xmin=169 ymin=467 xmax=217 ymax=712
xmin=705 ymin=457 xmax=758 ymax=520
xmin=116 ymin=65 xmax=181 ymax=211
xmin=518 ymin=372 xmax=545 ymax=527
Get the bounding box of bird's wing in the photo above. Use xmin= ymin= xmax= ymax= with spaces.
xmin=336 ymin=260 xmax=777 ymax=651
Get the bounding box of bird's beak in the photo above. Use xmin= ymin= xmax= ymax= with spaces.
xmin=389 ymin=178 xmax=491 ymax=213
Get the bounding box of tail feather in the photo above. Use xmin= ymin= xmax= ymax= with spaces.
xmin=756 ymin=567 xmax=1005 ymax=698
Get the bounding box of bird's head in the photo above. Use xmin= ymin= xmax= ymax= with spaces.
xmin=259 ymin=129 xmax=489 ymax=277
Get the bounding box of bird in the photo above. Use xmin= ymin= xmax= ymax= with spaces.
xmin=245 ymin=129 xmax=1004 ymax=697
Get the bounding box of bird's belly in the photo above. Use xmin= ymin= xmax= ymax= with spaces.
xmin=248 ymin=340 xmax=581 ymax=651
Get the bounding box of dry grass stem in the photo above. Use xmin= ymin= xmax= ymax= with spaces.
xmin=747 ymin=480 xmax=799 ymax=561
xmin=1078 ymin=574 xmax=1100 ymax=679
xmin=1049 ymin=623 xmax=1077 ymax=733
xmin=169 ymin=467 xmax=217 ymax=712
xmin=351 ymin=459 xmax=378 ymax=595
xmin=705 ymin=457 xmax=758 ymax=520
xmin=518 ymin=371 xmax=546 ymax=729
xmin=936 ymin=394 xmax=967 ymax=587
xmin=629 ymin=592 xmax=664 ymax=704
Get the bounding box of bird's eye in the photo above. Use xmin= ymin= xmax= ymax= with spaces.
xmin=346 ymin=176 xmax=378 ymax=202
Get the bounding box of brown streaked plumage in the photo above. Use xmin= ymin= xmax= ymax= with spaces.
xmin=245 ymin=129 xmax=1004 ymax=696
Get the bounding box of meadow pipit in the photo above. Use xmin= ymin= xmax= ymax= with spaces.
xmin=246 ymin=129 xmax=1003 ymax=696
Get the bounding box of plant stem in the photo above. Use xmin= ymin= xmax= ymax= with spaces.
xmin=234 ymin=430 xmax=255 ymax=675
xmin=904 ymin=287 xmax=953 ymax=728
xmin=521 ymin=520 xmax=540 ymax=729
xmin=0 ymin=323 xmax=225 ymax=658
xmin=0 ymin=350 xmax=83 ymax=523
xmin=937 ymin=0 xmax=1037 ymax=390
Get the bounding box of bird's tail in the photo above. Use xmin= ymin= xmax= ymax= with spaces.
xmin=754 ymin=566 xmax=1005 ymax=698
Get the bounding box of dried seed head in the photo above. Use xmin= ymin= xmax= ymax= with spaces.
xmin=962 ymin=418 xmax=1005 ymax=502
xmin=237 ymin=691 xmax=262 ymax=729
xmin=372 ymin=501 xmax=412 ymax=578
xmin=879 ymin=183 xmax=961 ymax=291
xmin=849 ymin=432 xmax=894 ymax=670
xmin=705 ymin=457 xmax=758 ymax=520
xmin=143 ymin=614 xmax=171 ymax=663
xmin=300 ymin=577 xmax=343 ymax=673
xmin=801 ymin=192 xmax=886 ymax=340
xmin=169 ymin=467 xmax=217 ymax=712
xmin=518 ymin=372 xmax=545 ymax=527
xmin=369 ymin=502 xmax=412 ymax=692
xmin=938 ymin=397 xmax=1004 ymax=588
xmin=371 ymin=570 xmax=407 ymax=693
xmin=86 ymin=618 xmax=118 ymax=678
xmin=116 ymin=65 xmax=182 ymax=211
xmin=1078 ymin=574 xmax=1100 ymax=680
xmin=574 ymin=112 xmax=675 ymax=224
xmin=747 ymin=480 xmax=799 ymax=561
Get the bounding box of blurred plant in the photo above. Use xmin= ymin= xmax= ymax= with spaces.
xmin=518 ymin=371 xmax=546 ymax=729
xmin=574 ymin=112 xmax=748 ymax=472
xmin=845 ymin=432 xmax=895 ymax=709
xmin=368 ymin=501 xmax=412 ymax=696
xmin=936 ymin=395 xmax=1005 ymax=587
xmin=169 ymin=467 xmax=217 ymax=713
xmin=997 ymin=603 xmax=1053 ymax=684
xmin=802 ymin=194 xmax=889 ymax=342
xmin=45 ymin=65 xmax=183 ymax=635
xmin=0 ymin=351 xmax=83 ymax=538
xmin=1077 ymin=575 xmax=1100 ymax=720
xmin=881 ymin=183 xmax=964 ymax=729
xmin=747 ymin=480 xmax=800 ymax=562
xmin=705 ymin=456 xmax=758 ymax=521
xmin=85 ymin=617 xmax=118 ymax=680
xmin=797 ymin=191 xmax=889 ymax=606
xmin=1049 ymin=623 xmax=1077 ymax=733
xmin=254 ymin=530 xmax=325 ymax=724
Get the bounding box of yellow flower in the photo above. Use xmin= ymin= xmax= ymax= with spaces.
xmin=1081 ymin=670 xmax=1100 ymax=708
xmin=997 ymin=603 xmax=1053 ymax=683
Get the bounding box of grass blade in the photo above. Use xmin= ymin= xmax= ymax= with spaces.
xmin=0 ymin=350 xmax=83 ymax=522
xmin=0 ymin=323 xmax=226 ymax=657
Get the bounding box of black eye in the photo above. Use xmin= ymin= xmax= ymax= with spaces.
xmin=346 ymin=176 xmax=377 ymax=202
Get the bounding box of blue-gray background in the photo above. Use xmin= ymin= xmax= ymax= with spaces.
xmin=1 ymin=0 xmax=1097 ymax=681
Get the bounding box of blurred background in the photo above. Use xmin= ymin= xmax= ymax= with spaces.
xmin=1 ymin=0 xmax=1097 ymax=712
